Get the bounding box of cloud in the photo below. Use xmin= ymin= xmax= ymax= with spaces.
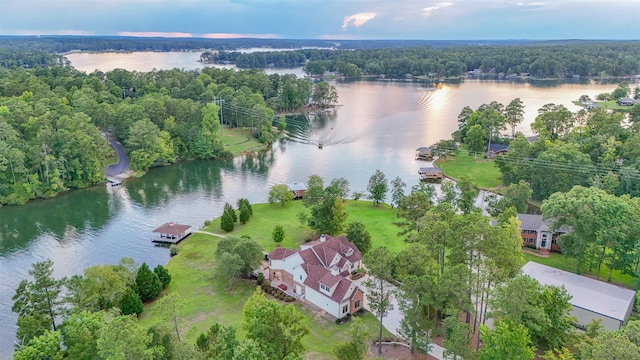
xmin=515 ymin=2 xmax=547 ymax=6
xmin=422 ymin=2 xmax=453 ymax=16
xmin=342 ymin=12 xmax=377 ymax=30
xmin=200 ymin=33 xmax=279 ymax=39
xmin=118 ymin=32 xmax=194 ymax=38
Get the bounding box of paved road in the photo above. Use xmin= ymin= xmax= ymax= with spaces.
xmin=105 ymin=137 xmax=129 ymax=177
xmin=354 ymin=274 xmax=448 ymax=360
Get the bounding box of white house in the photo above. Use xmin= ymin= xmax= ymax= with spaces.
xmin=267 ymin=234 xmax=364 ymax=319
xmin=517 ymin=214 xmax=570 ymax=254
xmin=522 ymin=262 xmax=636 ymax=331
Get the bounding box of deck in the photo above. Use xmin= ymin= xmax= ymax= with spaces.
xmin=151 ymin=232 xmax=193 ymax=245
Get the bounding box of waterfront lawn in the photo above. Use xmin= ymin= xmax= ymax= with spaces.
xmin=523 ymin=253 xmax=636 ymax=289
xmin=219 ymin=126 xmax=266 ymax=154
xmin=205 ymin=200 xmax=405 ymax=253
xmin=139 ymin=231 xmax=391 ymax=359
xmin=437 ymin=149 xmax=502 ymax=189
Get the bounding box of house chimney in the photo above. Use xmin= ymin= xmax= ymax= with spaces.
xmin=320 ymin=234 xmax=326 ymax=242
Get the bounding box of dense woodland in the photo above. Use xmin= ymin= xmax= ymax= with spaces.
xmin=0 ymin=50 xmax=337 ymax=206
xmin=203 ymin=42 xmax=640 ymax=78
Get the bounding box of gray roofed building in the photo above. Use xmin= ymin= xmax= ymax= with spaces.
xmin=522 ymin=261 xmax=635 ymax=330
xmin=517 ymin=214 xmax=570 ymax=254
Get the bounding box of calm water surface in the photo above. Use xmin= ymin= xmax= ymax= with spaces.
xmin=0 ymin=52 xmax=617 ymax=355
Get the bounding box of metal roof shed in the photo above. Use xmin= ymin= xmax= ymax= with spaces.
xmin=522 ymin=261 xmax=635 ymax=330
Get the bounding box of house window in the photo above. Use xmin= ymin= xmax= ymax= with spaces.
xmin=342 ymin=304 xmax=348 ymax=313
xmin=299 ymin=275 xmax=302 ymax=280
xmin=320 ymin=283 xmax=330 ymax=293
xmin=541 ymin=234 xmax=547 ymax=248
xmin=355 ymin=300 xmax=361 ymax=308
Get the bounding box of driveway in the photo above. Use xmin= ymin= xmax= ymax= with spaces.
xmin=353 ymin=274 xmax=447 ymax=360
xmin=105 ymin=136 xmax=130 ymax=177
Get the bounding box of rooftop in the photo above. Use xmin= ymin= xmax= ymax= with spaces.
xmin=419 ymin=167 xmax=443 ymax=174
xmin=287 ymin=182 xmax=307 ymax=191
xmin=152 ymin=222 xmax=191 ymax=236
xmin=522 ymin=262 xmax=635 ymax=321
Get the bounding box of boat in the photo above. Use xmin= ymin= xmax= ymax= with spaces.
xmin=318 ymin=141 xmax=323 ymax=149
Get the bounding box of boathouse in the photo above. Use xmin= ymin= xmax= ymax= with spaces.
xmin=152 ymin=222 xmax=192 ymax=244
xmin=418 ymin=167 xmax=443 ymax=182
xmin=287 ymin=183 xmax=307 ymax=199
xmin=415 ymin=147 xmax=433 ymax=160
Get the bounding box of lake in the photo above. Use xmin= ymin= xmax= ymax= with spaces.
xmin=0 ymin=51 xmax=617 ymax=355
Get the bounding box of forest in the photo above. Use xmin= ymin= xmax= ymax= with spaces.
xmin=0 ymin=50 xmax=337 ymax=206
xmin=204 ymin=42 xmax=640 ymax=78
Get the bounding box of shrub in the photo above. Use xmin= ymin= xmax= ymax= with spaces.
xmin=169 ymin=245 xmax=178 ymax=256
xmin=136 ymin=262 xmax=163 ymax=302
xmin=153 ymin=264 xmax=172 ymax=289
xmin=220 ymin=211 xmax=234 ymax=232
xmin=256 ymin=272 xmax=264 ymax=285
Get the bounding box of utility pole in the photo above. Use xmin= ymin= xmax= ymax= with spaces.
xmin=213 ymin=98 xmax=225 ymax=135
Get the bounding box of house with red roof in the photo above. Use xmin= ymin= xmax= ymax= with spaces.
xmin=267 ymin=234 xmax=364 ymax=319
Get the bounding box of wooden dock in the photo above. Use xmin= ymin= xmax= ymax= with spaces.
xmin=107 ymin=177 xmax=122 ymax=186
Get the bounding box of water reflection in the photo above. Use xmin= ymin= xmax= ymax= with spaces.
xmin=0 ymin=187 xmax=115 ymax=256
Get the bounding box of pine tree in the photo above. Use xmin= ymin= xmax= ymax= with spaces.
xmin=272 ymin=225 xmax=285 ymax=243
xmin=224 ymin=202 xmax=237 ymax=223
xmin=220 ymin=211 xmax=234 ymax=232
xmin=135 ymin=263 xmax=162 ymax=302
xmin=120 ymin=287 xmax=143 ymax=315
xmin=239 ymin=202 xmax=251 ymax=224
xmin=153 ymin=264 xmax=172 ymax=289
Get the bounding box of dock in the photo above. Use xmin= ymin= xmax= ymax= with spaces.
xmin=151 ymin=222 xmax=192 ymax=244
xmin=419 ymin=167 xmax=444 ymax=182
xmin=107 ymin=177 xmax=122 ymax=186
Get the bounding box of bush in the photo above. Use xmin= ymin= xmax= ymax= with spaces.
xmin=220 ymin=211 xmax=234 ymax=232
xmin=136 ymin=262 xmax=163 ymax=302
xmin=203 ymin=220 xmax=212 ymax=227
xmin=256 ymin=272 xmax=264 ymax=285
xmin=169 ymin=245 xmax=178 ymax=256
xmin=153 ymin=264 xmax=172 ymax=289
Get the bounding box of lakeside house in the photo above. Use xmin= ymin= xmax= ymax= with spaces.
xmin=522 ymin=262 xmax=636 ymax=330
xmin=418 ymin=167 xmax=443 ymax=182
xmin=267 ymin=234 xmax=364 ymax=319
xmin=517 ymin=214 xmax=569 ymax=254
xmin=487 ymin=143 xmax=508 ymax=158
xmin=618 ymin=97 xmax=638 ymax=106
xmin=152 ymin=222 xmax=192 ymax=244
xmin=415 ymin=146 xmax=433 ymax=160
xmin=287 ymin=182 xmax=307 ymax=199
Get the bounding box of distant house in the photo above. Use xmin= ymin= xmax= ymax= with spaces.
xmin=418 ymin=167 xmax=443 ymax=182
xmin=618 ymin=97 xmax=637 ymax=106
xmin=517 ymin=214 xmax=569 ymax=254
xmin=152 ymin=222 xmax=192 ymax=244
xmin=287 ymin=183 xmax=307 ymax=199
xmin=585 ymin=101 xmax=598 ymax=110
xmin=522 ymin=262 xmax=636 ymax=331
xmin=415 ymin=147 xmax=433 ymax=160
xmin=487 ymin=143 xmax=508 ymax=158
xmin=267 ymin=234 xmax=364 ymax=319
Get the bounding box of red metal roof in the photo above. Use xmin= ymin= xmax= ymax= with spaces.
xmin=152 ymin=222 xmax=191 ymax=236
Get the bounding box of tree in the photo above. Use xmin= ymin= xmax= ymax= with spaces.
xmin=486 ymin=180 xmax=533 ymax=216
xmin=345 ymin=221 xmax=372 ymax=255
xmin=97 ymin=314 xmax=161 ymax=360
xmin=223 ymin=202 xmax=237 ymax=223
xmin=464 ymin=124 xmax=487 ymax=153
xmin=303 ymin=174 xmax=325 ymax=207
xmin=135 ymin=262 xmax=163 ymax=302
xmin=308 ymin=196 xmax=349 ymax=235
xmin=327 ymin=177 xmax=351 ymax=200
xmin=60 ymin=311 xmax=104 ymax=360
xmin=478 ymin=320 xmax=535 ymax=360
xmin=333 ymin=317 xmax=369 ymax=360
xmin=239 ymin=202 xmax=251 ymax=224
xmin=367 ymin=169 xmax=388 ymax=205
xmin=153 ymin=264 xmax=171 ymax=289
xmin=243 ymin=288 xmax=309 ymax=360
xmin=12 ymin=259 xmax=65 ymax=343
xmin=268 ymin=184 xmax=294 ymax=206
xmin=220 ymin=210 xmax=235 ymax=232
xmin=237 ymin=198 xmax=253 ymax=216
xmin=14 ymin=329 xmax=63 ymax=360
xmin=196 ymin=323 xmax=238 ymax=360
xmin=296 ymin=210 xmax=309 ymax=227
xmin=363 ymin=247 xmax=395 ymax=355
xmin=389 ymin=176 xmax=406 ymax=208
xmin=120 ymin=287 xmax=143 ymax=316
xmin=232 ymin=238 xmax=264 ymax=278
xmin=272 ymin=225 xmax=285 ymax=243
xmin=153 ymin=293 xmax=186 ymax=342
xmin=505 ymin=98 xmax=525 ymax=138
xmin=442 ymin=316 xmax=474 ymax=360
xmin=216 ymin=252 xmax=243 ymax=289
xmin=455 ymin=175 xmax=479 ymax=215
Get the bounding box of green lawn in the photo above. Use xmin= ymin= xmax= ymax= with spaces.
xmin=219 ymin=126 xmax=269 ymax=154
xmin=437 ymin=149 xmax=502 ymax=189
xmin=204 ymin=200 xmax=405 ymax=253
xmin=523 ymin=253 xmax=636 ymax=289
xmin=139 ymin=200 xmax=397 ymax=359
xmin=594 ymin=100 xmax=632 ymax=111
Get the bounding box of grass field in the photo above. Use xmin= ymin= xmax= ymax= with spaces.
xmin=219 ymin=126 xmax=269 ymax=154
xmin=139 ymin=200 xmax=398 ymax=359
xmin=523 ymin=253 xmax=636 ymax=289
xmin=437 ymin=149 xmax=502 ymax=189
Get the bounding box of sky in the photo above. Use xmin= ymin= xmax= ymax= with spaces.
xmin=0 ymin=0 xmax=639 ymax=40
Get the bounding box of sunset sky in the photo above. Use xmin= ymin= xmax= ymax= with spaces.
xmin=0 ymin=0 xmax=638 ymax=40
